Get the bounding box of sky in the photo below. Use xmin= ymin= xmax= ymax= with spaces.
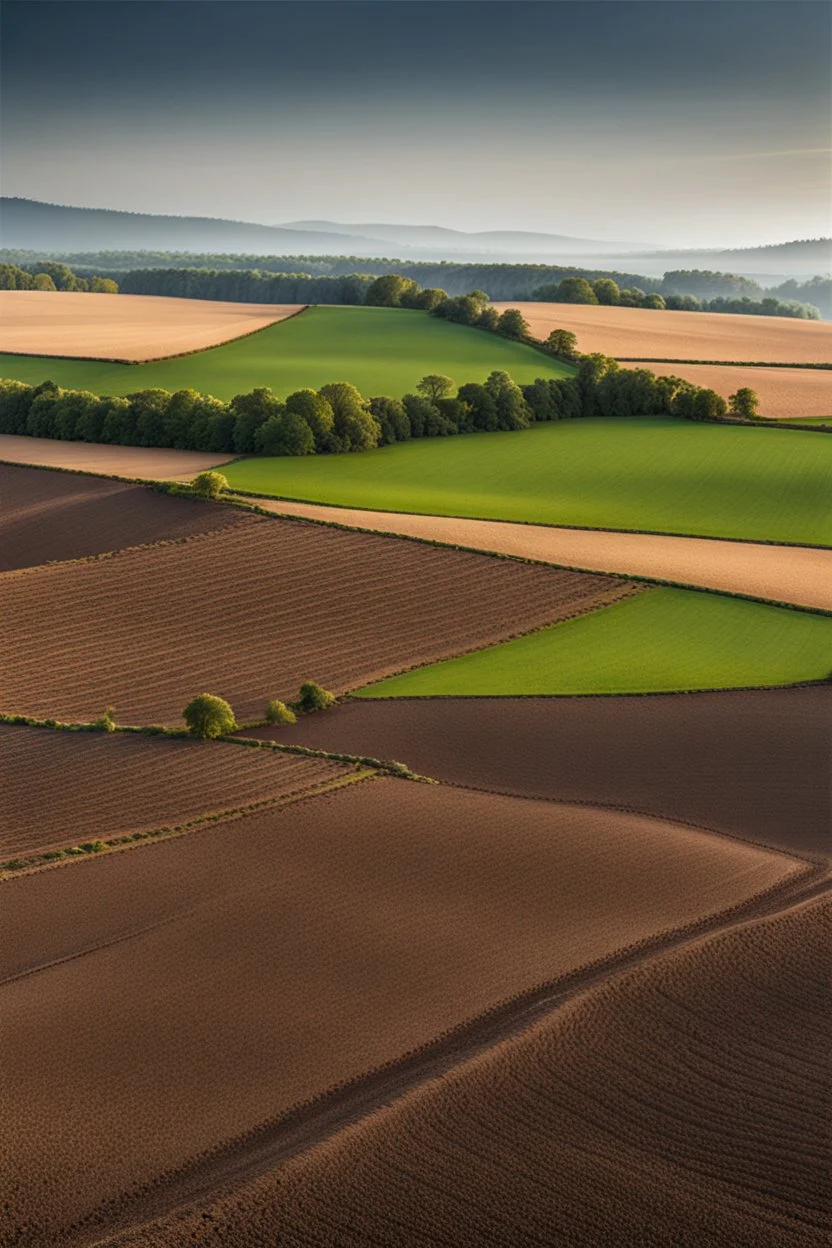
xmin=1 ymin=0 xmax=830 ymax=247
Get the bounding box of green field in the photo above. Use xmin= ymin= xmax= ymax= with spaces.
xmin=0 ymin=306 xmax=571 ymax=399
xmin=356 ymin=588 xmax=832 ymax=697
xmin=223 ymin=418 xmax=832 ymax=546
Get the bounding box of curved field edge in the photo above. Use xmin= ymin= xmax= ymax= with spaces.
xmin=117 ymin=889 xmax=831 ymax=1248
xmin=221 ymin=418 xmax=832 ymax=547
xmin=355 ymin=588 xmax=832 ymax=697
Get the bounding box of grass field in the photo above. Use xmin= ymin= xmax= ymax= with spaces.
xmin=0 ymin=305 xmax=572 ymax=398
xmin=223 ymin=418 xmax=832 ymax=546
xmin=356 ymin=588 xmax=832 ymax=696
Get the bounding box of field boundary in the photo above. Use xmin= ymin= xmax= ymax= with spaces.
xmin=352 ymin=676 xmax=832 ymax=701
xmin=0 ymin=305 xmax=310 ymax=366
xmin=62 ymin=858 xmax=828 ymax=1248
xmin=615 ymin=357 xmax=832 ymax=369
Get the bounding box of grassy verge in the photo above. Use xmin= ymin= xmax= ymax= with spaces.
xmin=355 ymin=588 xmax=832 ymax=697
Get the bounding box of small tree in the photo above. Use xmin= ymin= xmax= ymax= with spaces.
xmin=416 ymin=374 xmax=455 ymax=403
xmin=93 ymin=707 xmax=116 ymax=733
xmin=191 ymin=470 xmax=229 ymax=499
xmin=32 ymin=272 xmax=58 ymax=291
xmin=728 ymin=387 xmax=760 ymax=420
xmin=265 ymin=699 xmax=297 ymax=725
xmin=183 ymin=693 xmax=236 ymax=738
xmin=545 ymin=329 xmax=579 ymax=360
xmin=555 ymin=277 xmax=598 ymax=305
xmin=496 ymin=308 xmax=529 ymax=339
xmin=297 ymin=681 xmax=336 ymax=712
xmin=692 ymin=388 xmax=728 ymax=421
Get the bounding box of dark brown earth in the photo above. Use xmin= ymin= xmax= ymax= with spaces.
xmin=0 ymin=463 xmax=247 ymax=571
xmin=242 ymin=686 xmax=832 ymax=857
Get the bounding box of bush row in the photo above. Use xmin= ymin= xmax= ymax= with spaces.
xmin=528 ymin=276 xmax=820 ymax=319
xmin=0 ymin=261 xmax=118 ymax=294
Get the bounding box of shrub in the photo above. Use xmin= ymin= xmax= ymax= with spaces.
xmin=728 ymin=387 xmax=760 ymax=420
xmin=93 ymin=707 xmax=116 ymax=733
xmin=297 ymin=681 xmax=336 ymax=712
xmin=191 ymin=470 xmax=229 ymax=499
xmin=265 ymin=699 xmax=297 ymax=725
xmin=182 ymin=693 xmax=237 ymax=738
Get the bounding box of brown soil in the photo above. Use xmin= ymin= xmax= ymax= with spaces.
xmin=0 ymin=432 xmax=229 ymax=479
xmin=620 ymin=360 xmax=832 ymax=420
xmin=0 ymin=292 xmax=303 ymax=361
xmin=0 ymin=463 xmax=249 ymax=571
xmin=493 ymin=301 xmax=832 ymax=364
xmin=0 ymin=779 xmax=799 ymax=1246
xmin=0 ymin=515 xmax=636 ymax=725
xmin=248 ymin=498 xmax=832 ymax=610
xmin=244 ymin=686 xmax=832 ymax=857
xmin=0 ymin=725 xmax=349 ymax=860
xmin=128 ymin=894 xmax=830 ymax=1248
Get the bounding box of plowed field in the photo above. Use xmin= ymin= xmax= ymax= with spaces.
xmin=246 ymin=686 xmax=832 ymax=856
xmin=620 ymin=360 xmax=832 ymax=420
xmin=0 ymin=464 xmax=248 ymax=571
xmin=133 ymin=895 xmax=830 ymax=1248
xmin=493 ymin=301 xmax=832 ymax=364
xmin=0 ymin=725 xmax=349 ymax=860
xmin=0 ymin=779 xmax=800 ymax=1245
xmin=0 ymin=517 xmax=635 ymax=725
xmin=0 ymin=433 xmax=230 ymax=479
xmin=0 ymin=291 xmax=304 ymax=361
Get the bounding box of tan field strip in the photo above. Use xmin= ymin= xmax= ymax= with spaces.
xmin=245 ymin=498 xmax=832 ymax=610
xmin=0 ymin=433 xmax=230 ymax=479
xmin=0 ymin=779 xmax=802 ymax=1244
xmin=493 ymin=300 xmax=832 ymax=364
xmin=0 ymin=291 xmax=304 ymax=361
xmin=620 ymin=360 xmax=832 ymax=419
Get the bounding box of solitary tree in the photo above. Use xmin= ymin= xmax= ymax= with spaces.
xmin=182 ymin=693 xmax=237 ymax=738
xmin=545 ymin=329 xmax=579 ymax=360
xmin=93 ymin=707 xmax=116 ymax=733
xmin=265 ymin=699 xmax=297 ymax=725
xmin=728 ymin=387 xmax=760 ymax=420
xmin=297 ymin=681 xmax=336 ymax=712
xmin=416 ymin=374 xmax=455 ymax=403
xmin=191 ymin=470 xmax=229 ymax=499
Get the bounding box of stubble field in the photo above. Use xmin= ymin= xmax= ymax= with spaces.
xmin=0 ymin=432 xmax=229 ymax=479
xmin=619 ymin=359 xmax=832 ymax=419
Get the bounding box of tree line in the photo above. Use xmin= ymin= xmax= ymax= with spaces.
xmin=528 ymin=276 xmax=819 ymax=319
xmin=0 ymin=358 xmax=760 ymax=458
xmin=0 ymin=261 xmax=118 ymax=294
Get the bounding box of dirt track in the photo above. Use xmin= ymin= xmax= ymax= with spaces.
xmin=0 ymin=726 xmax=349 ymax=860
xmin=123 ymin=890 xmax=829 ymax=1248
xmin=0 ymin=463 xmax=249 ymax=570
xmin=245 ymin=498 xmax=832 ymax=610
xmin=0 ymin=292 xmax=303 ymax=361
xmin=0 ymin=778 xmax=801 ymax=1246
xmin=620 ymin=360 xmax=832 ymax=419
xmin=493 ymin=300 xmax=832 ymax=364
xmin=0 ymin=515 xmax=635 ymax=725
xmin=0 ymin=433 xmax=230 ymax=479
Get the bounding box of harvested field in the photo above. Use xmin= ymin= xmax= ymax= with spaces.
xmin=0 ymin=463 xmax=248 ymax=571
xmin=0 ymin=725 xmax=350 ymax=860
xmin=0 ymin=433 xmax=229 ymax=479
xmin=0 ymin=515 xmax=633 ymax=725
xmin=0 ymin=779 xmax=801 ymax=1245
xmin=249 ymin=686 xmax=832 ymax=856
xmin=252 ymin=497 xmax=832 ymax=610
xmin=0 ymin=291 xmax=303 ymax=362
xmin=130 ymin=895 xmax=831 ymax=1248
xmin=493 ymin=300 xmax=832 ymax=364
xmin=620 ymin=360 xmax=832 ymax=420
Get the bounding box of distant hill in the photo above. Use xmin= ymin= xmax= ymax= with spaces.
xmin=621 ymin=239 xmax=831 ymax=279
xmin=283 ymin=219 xmax=653 ymax=255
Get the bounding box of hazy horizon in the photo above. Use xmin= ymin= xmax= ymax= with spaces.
xmin=2 ymin=0 xmax=830 ymax=250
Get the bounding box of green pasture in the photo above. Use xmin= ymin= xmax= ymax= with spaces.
xmin=224 ymin=418 xmax=832 ymax=546
xmin=0 ymin=306 xmax=571 ymax=399
xmin=355 ymin=588 xmax=832 ymax=697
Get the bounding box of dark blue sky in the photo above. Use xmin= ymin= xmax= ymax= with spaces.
xmin=2 ymin=1 xmax=829 ymax=244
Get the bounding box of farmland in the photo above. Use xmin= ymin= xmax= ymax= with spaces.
xmin=0 ymin=777 xmax=800 ymax=1245
xmin=0 ymin=305 xmax=573 ymax=398
xmin=0 ymin=432 xmax=228 ymax=478
xmin=133 ymin=896 xmax=829 ymax=1248
xmin=0 ymin=291 xmax=304 ymax=361
xmin=0 ymin=725 xmax=349 ymax=860
xmin=0 ymin=512 xmax=632 ymax=725
xmin=493 ymin=300 xmax=832 ymax=364
xmin=357 ymin=588 xmax=832 ymax=696
xmin=223 ymin=418 xmax=832 ymax=546
xmin=619 ymin=359 xmax=832 ymax=420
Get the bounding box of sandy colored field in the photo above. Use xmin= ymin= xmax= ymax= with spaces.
xmin=0 ymin=291 xmax=304 ymax=361
xmin=247 ymin=686 xmax=832 ymax=857
xmin=0 ymin=515 xmax=633 ymax=725
xmin=620 ymin=359 xmax=832 ymax=419
xmin=0 ymin=463 xmax=249 ymax=571
xmin=494 ymin=300 xmax=832 ymax=364
xmin=0 ymin=433 xmax=229 ymax=479
xmin=0 ymin=779 xmax=801 ymax=1245
xmin=132 ymin=895 xmax=830 ymax=1248
xmin=250 ymin=498 xmax=832 ymax=611
xmin=0 ymin=726 xmax=349 ymax=860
